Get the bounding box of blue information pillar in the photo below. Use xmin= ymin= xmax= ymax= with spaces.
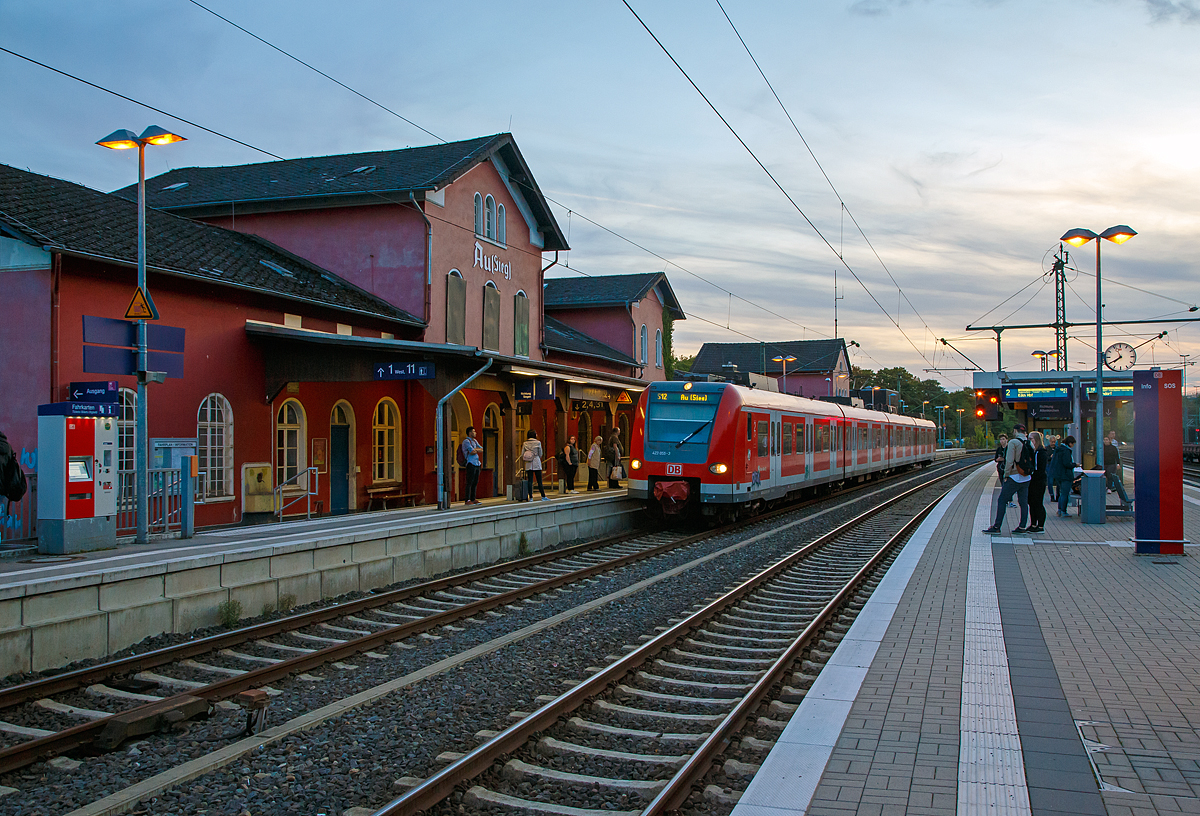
xmin=1132 ymin=369 xmax=1187 ymax=554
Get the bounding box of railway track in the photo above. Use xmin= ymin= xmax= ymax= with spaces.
xmin=0 ymin=458 xmax=983 ymax=815
xmin=375 ymin=470 xmax=957 ymax=816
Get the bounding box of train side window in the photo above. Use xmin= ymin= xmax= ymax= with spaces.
xmin=782 ymin=422 xmax=792 ymax=455
xmin=757 ymin=421 xmax=769 ymax=457
xmin=747 ymin=415 xmax=752 ymax=442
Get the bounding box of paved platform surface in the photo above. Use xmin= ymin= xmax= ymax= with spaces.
xmin=0 ymin=485 xmax=629 ymax=588
xmin=734 ymin=463 xmax=1200 ymax=816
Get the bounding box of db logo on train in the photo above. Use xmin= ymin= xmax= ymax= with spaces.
xmin=667 ymin=464 xmax=682 ymax=475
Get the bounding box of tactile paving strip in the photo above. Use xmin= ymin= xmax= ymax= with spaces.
xmin=959 ymin=493 xmax=1031 ymax=815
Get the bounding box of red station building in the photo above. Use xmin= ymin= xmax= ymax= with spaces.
xmin=0 ymin=134 xmax=681 ymax=532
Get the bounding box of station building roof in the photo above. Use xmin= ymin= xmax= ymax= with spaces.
xmin=0 ymin=163 xmax=422 ymax=327
xmin=691 ymin=338 xmax=849 ymax=376
xmin=118 ymin=133 xmax=569 ymax=251
xmin=543 ymin=272 xmax=684 ymax=320
xmin=543 ymin=315 xmax=639 ymax=367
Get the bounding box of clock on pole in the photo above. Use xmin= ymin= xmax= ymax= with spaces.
xmin=1104 ymin=342 xmax=1135 ymax=371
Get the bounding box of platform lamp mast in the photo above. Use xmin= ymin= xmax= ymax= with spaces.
xmin=97 ymin=126 xmax=186 ymax=545
xmin=1061 ymin=226 xmax=1137 ymax=471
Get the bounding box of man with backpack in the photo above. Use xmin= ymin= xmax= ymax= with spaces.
xmin=0 ymin=430 xmax=28 ymax=514
xmin=983 ymin=423 xmax=1033 ymax=535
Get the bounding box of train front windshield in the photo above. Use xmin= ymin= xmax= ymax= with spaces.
xmin=646 ymin=401 xmax=721 ymax=446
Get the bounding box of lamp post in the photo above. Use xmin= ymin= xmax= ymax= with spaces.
xmin=921 ymin=400 xmax=929 ymax=419
xmin=940 ymin=405 xmax=949 ymax=445
xmin=1032 ymin=349 xmax=1049 ymax=372
xmin=957 ymin=408 xmax=964 ymax=447
xmin=98 ymin=126 xmax=186 ymax=545
xmin=1061 ymin=225 xmax=1137 ymax=470
xmin=773 ymin=355 xmax=797 ymax=394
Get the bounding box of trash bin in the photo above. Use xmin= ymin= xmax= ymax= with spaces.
xmin=1080 ymin=470 xmax=1106 ymax=525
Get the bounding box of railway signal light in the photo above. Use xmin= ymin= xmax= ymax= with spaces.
xmin=975 ymin=388 xmax=1002 ymax=421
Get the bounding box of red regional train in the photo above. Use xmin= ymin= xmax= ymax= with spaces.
xmin=627 ymin=380 xmax=938 ymax=521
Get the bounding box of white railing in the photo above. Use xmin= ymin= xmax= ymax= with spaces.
xmin=274 ymin=467 xmax=318 ymax=521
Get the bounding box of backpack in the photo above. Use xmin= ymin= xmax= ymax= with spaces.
xmin=0 ymin=434 xmax=26 ymax=504
xmin=522 ymin=445 xmax=535 ymax=463
xmin=1013 ymin=438 xmax=1036 ymax=477
xmin=456 ymin=440 xmax=469 ymax=468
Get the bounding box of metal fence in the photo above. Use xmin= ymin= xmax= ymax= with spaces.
xmin=116 ymin=469 xmax=190 ymax=538
xmin=0 ymin=473 xmax=37 ymax=543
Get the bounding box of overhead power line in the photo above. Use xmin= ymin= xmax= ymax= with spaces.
xmin=620 ymin=0 xmax=937 ymax=369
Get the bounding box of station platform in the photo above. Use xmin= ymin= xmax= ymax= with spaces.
xmin=0 ymin=487 xmax=639 ymax=677
xmin=734 ymin=462 xmax=1200 ymax=816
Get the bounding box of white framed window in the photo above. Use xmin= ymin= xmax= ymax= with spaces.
xmin=485 ymin=195 xmax=496 ymax=240
xmin=373 ymin=398 xmax=401 ymax=482
xmin=655 ymin=329 xmax=663 ymax=369
xmin=276 ymin=399 xmax=306 ymax=486
xmin=497 ymin=203 xmax=506 ymax=244
xmin=640 ymin=324 xmax=648 ymax=366
xmin=118 ymin=387 xmax=136 ymax=504
xmin=474 ymin=193 xmax=483 ymax=235
xmin=197 ymin=393 xmax=234 ymax=500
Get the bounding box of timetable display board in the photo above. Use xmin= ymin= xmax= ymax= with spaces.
xmin=1133 ymin=369 xmax=1187 ymax=554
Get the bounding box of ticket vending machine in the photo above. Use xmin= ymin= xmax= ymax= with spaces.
xmin=38 ymin=401 xmax=119 ymax=554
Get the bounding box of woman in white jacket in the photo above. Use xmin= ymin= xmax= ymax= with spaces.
xmin=586 ymin=436 xmax=602 ymax=491
xmin=520 ymin=430 xmax=547 ymax=501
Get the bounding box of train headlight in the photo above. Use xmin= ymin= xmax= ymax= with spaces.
xmin=630 ymin=459 xmax=642 ymax=470
xmin=709 ymin=463 xmax=728 ymax=474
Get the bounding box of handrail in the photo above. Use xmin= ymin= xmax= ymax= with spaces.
xmin=274 ymin=467 xmax=318 ymax=521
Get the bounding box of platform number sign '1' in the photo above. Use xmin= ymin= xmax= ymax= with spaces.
xmin=374 ymin=362 xmax=435 ymax=381
xmin=1132 ymin=369 xmax=1187 ymax=553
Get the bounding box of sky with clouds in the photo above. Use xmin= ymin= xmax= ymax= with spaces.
xmin=3 ymin=0 xmax=1198 ymax=391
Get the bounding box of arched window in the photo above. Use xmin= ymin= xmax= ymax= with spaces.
xmin=497 ymin=203 xmax=506 ymax=244
xmin=197 ymin=393 xmax=234 ymax=500
xmin=482 ymin=281 xmax=501 ymax=351
xmin=513 ymin=289 xmax=530 ymax=357
xmin=446 ymin=269 xmax=466 ymax=345
xmin=372 ymin=398 xmax=401 ymax=482
xmin=655 ymin=329 xmax=663 ymax=369
xmin=276 ymin=400 xmax=306 ymax=486
xmin=474 ymin=193 xmax=483 ymax=236
xmin=640 ymin=324 xmax=648 ymax=366
xmin=118 ymin=388 xmax=136 ymax=503
xmin=485 ymin=195 xmax=496 ymax=240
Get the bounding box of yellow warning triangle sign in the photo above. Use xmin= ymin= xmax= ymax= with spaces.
xmin=125 ymin=286 xmax=159 ymax=320
xmin=617 ymin=390 xmax=633 ymax=404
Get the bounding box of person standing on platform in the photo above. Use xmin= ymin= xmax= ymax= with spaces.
xmin=460 ymin=427 xmax=483 ymax=506
xmin=562 ymin=435 xmax=579 ymax=494
xmin=1044 ymin=436 xmax=1058 ymax=502
xmin=1104 ymin=431 xmax=1132 ymax=508
xmin=606 ymin=431 xmax=624 ymax=489
xmin=521 ymin=430 xmax=547 ymax=501
xmin=994 ymin=434 xmax=1009 ymax=483
xmin=586 ymin=436 xmax=602 ymax=491
xmin=983 ymin=424 xmax=1031 ymax=534
xmin=1026 ymin=431 xmax=1049 ymax=532
xmin=1049 ymin=434 xmax=1076 ymax=517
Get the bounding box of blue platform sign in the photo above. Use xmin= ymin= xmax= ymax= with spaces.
xmin=38 ymin=401 xmax=120 ymax=417
xmin=69 ymin=381 xmax=119 ymax=402
xmin=374 ymin=362 xmax=435 ymax=380
xmin=1004 ymin=385 xmax=1071 ymax=401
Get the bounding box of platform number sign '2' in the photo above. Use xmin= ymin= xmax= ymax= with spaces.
xmin=667 ymin=464 xmax=682 ymax=475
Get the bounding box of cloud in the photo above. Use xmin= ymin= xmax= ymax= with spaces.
xmin=1143 ymin=0 xmax=1200 ymax=22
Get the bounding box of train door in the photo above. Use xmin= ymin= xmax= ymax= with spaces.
xmin=770 ymin=412 xmax=781 ymax=491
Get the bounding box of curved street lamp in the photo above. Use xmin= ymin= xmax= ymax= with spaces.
xmin=98 ymin=126 xmax=186 ymax=545
xmin=1061 ymin=225 xmax=1137 ymax=472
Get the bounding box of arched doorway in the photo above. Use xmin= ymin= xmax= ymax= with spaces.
xmin=449 ymin=393 xmax=472 ymax=503
xmin=483 ymin=404 xmax=502 ymax=497
xmin=330 ymin=401 xmax=356 ymax=514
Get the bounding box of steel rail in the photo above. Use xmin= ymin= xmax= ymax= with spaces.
xmin=0 ymin=526 xmax=650 ymax=710
xmin=370 ymin=465 xmax=968 ymax=816
xmin=643 ymin=492 xmax=943 ymax=814
xmin=0 ymin=459 xmax=978 ymax=775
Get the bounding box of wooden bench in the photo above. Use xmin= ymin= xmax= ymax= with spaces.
xmin=365 ymin=483 xmax=421 ymax=510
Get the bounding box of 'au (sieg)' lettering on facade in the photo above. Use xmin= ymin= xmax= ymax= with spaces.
xmin=474 ymin=241 xmax=511 ymax=280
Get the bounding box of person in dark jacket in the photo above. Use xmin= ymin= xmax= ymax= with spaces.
xmin=993 ymin=434 xmax=1008 ymax=483
xmin=1048 ymin=435 xmax=1076 ymax=517
xmin=1026 ymin=431 xmax=1049 ymax=532
xmin=1104 ymin=431 xmax=1131 ymax=508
